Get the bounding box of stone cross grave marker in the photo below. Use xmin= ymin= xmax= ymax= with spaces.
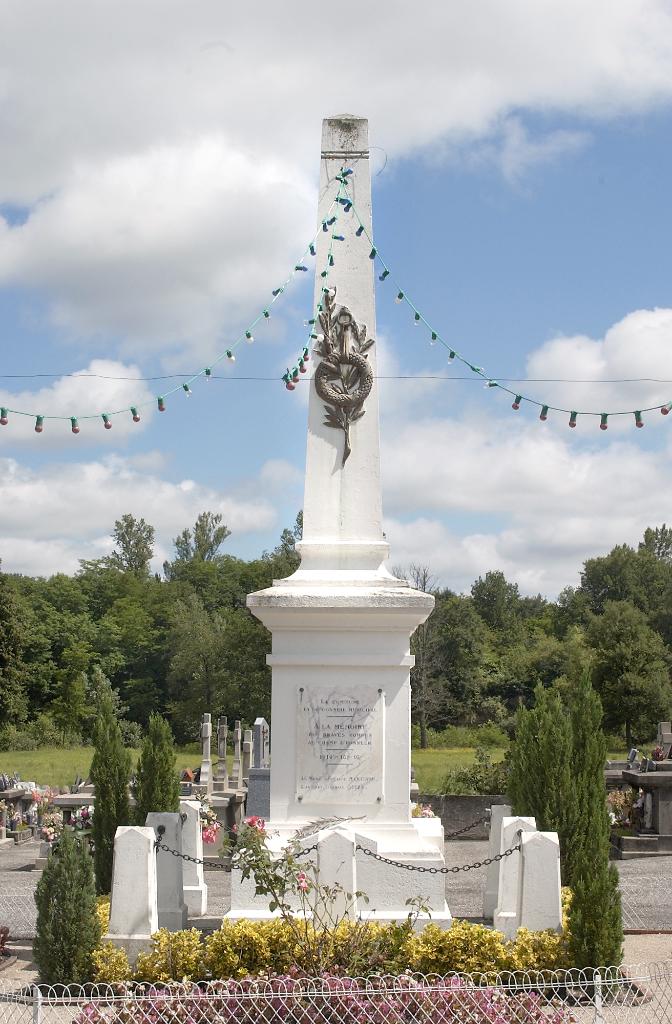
xmin=253 ymin=718 xmax=270 ymax=769
xmin=215 ymin=717 xmax=229 ymax=791
xmin=232 ymin=721 xmax=243 ymax=790
xmin=199 ymin=713 xmax=212 ymax=794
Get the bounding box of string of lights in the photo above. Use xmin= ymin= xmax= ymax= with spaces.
xmin=0 ymin=185 xmax=345 ymax=433
xmin=329 ymin=185 xmax=672 ymax=430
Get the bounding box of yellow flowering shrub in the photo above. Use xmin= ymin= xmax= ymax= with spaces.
xmin=405 ymin=921 xmax=514 ymax=976
xmin=95 ymin=896 xmax=110 ymax=934
xmin=134 ymin=928 xmax=204 ymax=982
xmin=203 ymin=919 xmax=300 ymax=978
xmin=508 ymin=928 xmax=570 ymax=973
xmin=90 ymin=941 xmax=132 ymax=982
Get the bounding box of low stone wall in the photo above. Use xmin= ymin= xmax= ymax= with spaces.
xmin=417 ymin=793 xmax=508 ymax=840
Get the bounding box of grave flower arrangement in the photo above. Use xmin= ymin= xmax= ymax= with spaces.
xmin=606 ymin=789 xmax=634 ymax=828
xmin=200 ymin=803 xmax=222 ymax=844
xmin=411 ymin=803 xmax=436 ymax=818
xmin=651 ymin=745 xmax=666 ymax=762
xmin=41 ymin=810 xmax=64 ymax=844
xmin=71 ymin=805 xmax=94 ymax=832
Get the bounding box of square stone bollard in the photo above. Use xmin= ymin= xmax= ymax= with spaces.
xmin=146 ymin=812 xmax=188 ymax=931
xmin=106 ymin=826 xmax=158 ymax=963
xmin=483 ymin=803 xmax=512 ymax=919
xmin=494 ymin=816 xmax=536 ymax=939
xmin=317 ymin=829 xmax=358 ymax=921
xmin=180 ymin=799 xmax=208 ymax=917
xmin=518 ymin=831 xmax=562 ymax=933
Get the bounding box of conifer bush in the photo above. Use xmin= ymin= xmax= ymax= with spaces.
xmin=567 ymin=672 xmax=623 ymax=968
xmin=34 ymin=828 xmax=101 ymax=985
xmin=133 ymin=713 xmax=180 ymax=823
xmin=89 ymin=675 xmax=132 ymax=894
xmin=507 ymin=685 xmax=577 ymax=879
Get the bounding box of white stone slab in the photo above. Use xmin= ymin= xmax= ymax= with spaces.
xmin=296 ymin=684 xmax=384 ymax=804
xmin=106 ymin=826 xmax=158 ymax=962
xmin=518 ymin=831 xmax=562 ymax=933
xmin=179 ymin=800 xmax=208 ymax=917
xmin=483 ymin=803 xmax=512 ymax=919
xmin=317 ymin=829 xmax=357 ymax=920
xmin=146 ymin=812 xmax=188 ymax=931
xmin=494 ymin=816 xmax=536 ymax=939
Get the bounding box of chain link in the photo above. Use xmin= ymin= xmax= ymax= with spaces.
xmin=443 ymin=814 xmax=489 ymax=840
xmin=155 ymin=838 xmax=519 ymax=875
xmin=355 ymin=841 xmax=521 ymax=874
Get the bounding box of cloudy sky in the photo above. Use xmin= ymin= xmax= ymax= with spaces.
xmin=2 ymin=0 xmax=672 ymax=596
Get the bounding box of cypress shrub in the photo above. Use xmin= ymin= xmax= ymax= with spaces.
xmin=34 ymin=829 xmax=101 ymax=984
xmin=90 ymin=679 xmax=131 ymax=894
xmin=567 ymin=671 xmax=623 ymax=967
xmin=133 ymin=713 xmax=180 ymax=823
xmin=507 ymin=684 xmax=577 ymax=880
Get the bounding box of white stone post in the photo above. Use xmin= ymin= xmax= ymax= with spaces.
xmin=483 ymin=803 xmax=512 ymax=919
xmin=105 ymin=826 xmax=158 ymax=962
xmin=200 ymin=713 xmax=212 ymax=794
xmin=494 ymin=816 xmax=536 ymax=939
xmin=214 ymin=717 xmax=229 ymax=790
xmin=317 ymin=829 xmax=358 ymax=920
xmin=180 ymin=799 xmax=208 ymax=917
xmin=232 ymin=721 xmax=243 ymax=789
xmin=518 ymin=831 xmax=562 ymax=933
xmin=242 ymin=729 xmax=253 ymax=785
xmin=145 ymin=812 xmax=188 ymax=931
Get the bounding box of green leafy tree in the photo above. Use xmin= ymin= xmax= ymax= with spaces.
xmin=33 ymin=829 xmax=101 ymax=984
xmin=587 ymin=600 xmax=672 ymax=747
xmin=425 ymin=593 xmax=490 ymax=729
xmin=133 ymin=713 xmax=180 ymax=822
xmin=50 ymin=640 xmax=92 ymax=743
xmin=471 ymin=570 xmax=521 ymax=634
xmin=0 ymin=570 xmax=29 ymax=724
xmin=639 ymin=523 xmax=672 ymax=564
xmin=567 ymin=671 xmax=623 ymax=967
xmin=507 ymin=684 xmax=577 ymax=880
xmin=89 ymin=670 xmax=132 ymax=893
xmin=106 ymin=514 xmax=155 ymax=576
xmin=580 ymin=544 xmax=668 ymax=615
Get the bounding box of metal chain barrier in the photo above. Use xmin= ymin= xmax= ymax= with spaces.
xmin=155 ymin=835 xmax=517 ymax=875
xmin=443 ymin=814 xmax=489 ymax=840
xmin=355 ymin=840 xmax=520 ymax=874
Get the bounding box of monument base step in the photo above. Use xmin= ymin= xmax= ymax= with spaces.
xmin=611 ymin=834 xmax=672 ymax=858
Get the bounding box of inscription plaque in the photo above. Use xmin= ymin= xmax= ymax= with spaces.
xmin=296 ymin=685 xmax=384 ymax=803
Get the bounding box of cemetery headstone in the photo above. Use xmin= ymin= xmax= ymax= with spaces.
xmin=242 ymin=729 xmax=253 ymax=785
xmin=179 ymin=800 xmax=208 ymax=917
xmin=253 ymin=718 xmax=270 ymax=769
xmin=106 ymin=826 xmax=158 ymax=962
xmin=199 ymin=714 xmax=212 ymax=795
xmin=145 ymin=812 xmax=188 ymax=931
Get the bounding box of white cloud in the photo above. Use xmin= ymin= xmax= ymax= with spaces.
xmin=524 ymin=307 xmax=672 ymax=430
xmin=1 ymin=2 xmax=672 ymax=353
xmin=0 ymin=360 xmax=155 ymax=446
xmin=468 ymin=116 xmax=590 ymax=183
xmin=377 ymin=309 xmax=672 ymax=596
xmin=0 ymin=141 xmax=314 ymax=358
xmin=0 ymin=454 xmax=280 ymax=576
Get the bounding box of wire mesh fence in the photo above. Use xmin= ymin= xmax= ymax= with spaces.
xmin=0 ymin=894 xmax=37 ymax=941
xmin=1 ymin=964 xmax=672 ymax=1024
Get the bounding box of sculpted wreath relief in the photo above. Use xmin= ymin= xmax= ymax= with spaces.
xmin=313 ymin=288 xmax=374 ymax=465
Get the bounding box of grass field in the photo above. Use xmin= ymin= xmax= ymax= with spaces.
xmin=0 ymin=744 xmax=628 ymax=793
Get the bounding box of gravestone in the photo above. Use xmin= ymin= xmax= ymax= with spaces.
xmin=494 ymin=816 xmax=536 ymax=939
xmin=106 ymin=826 xmax=158 ymax=962
xmin=253 ymin=718 xmax=270 ymax=769
xmin=232 ymin=721 xmax=244 ymax=789
xmin=657 ymin=721 xmax=672 ymax=759
xmin=212 ymin=717 xmax=229 ymax=794
xmin=242 ymin=729 xmax=253 ymax=785
xmin=518 ymin=831 xmax=562 ymax=933
xmin=145 ymin=812 xmax=188 ymax=931
xmin=483 ymin=803 xmax=512 ymax=919
xmin=180 ymin=799 xmax=208 ymax=916
xmin=199 ymin=714 xmax=212 ymax=795
xmin=228 ymin=115 xmax=450 ymax=925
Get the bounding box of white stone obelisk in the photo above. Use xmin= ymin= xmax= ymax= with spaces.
xmin=231 ymin=116 xmax=450 ymax=924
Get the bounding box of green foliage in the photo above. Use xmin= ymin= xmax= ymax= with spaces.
xmin=133 ymin=713 xmax=180 ymax=822
xmin=567 ymin=672 xmax=623 ymax=968
xmin=442 ymin=746 xmax=509 ymax=795
xmin=587 ymin=600 xmax=672 ymax=747
xmin=33 ymin=829 xmax=101 ymax=984
xmin=411 ymin=722 xmax=508 ymax=749
xmin=89 ymin=670 xmax=132 ymax=893
xmin=105 ymin=514 xmax=155 ymax=576
xmin=508 ymin=685 xmax=577 ymax=879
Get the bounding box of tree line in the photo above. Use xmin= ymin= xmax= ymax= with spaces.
xmin=1 ymin=514 xmax=671 ymax=750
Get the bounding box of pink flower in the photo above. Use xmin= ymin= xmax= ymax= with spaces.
xmin=244 ymin=815 xmax=266 ymax=832
xmin=296 ymin=872 xmax=309 ymax=892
